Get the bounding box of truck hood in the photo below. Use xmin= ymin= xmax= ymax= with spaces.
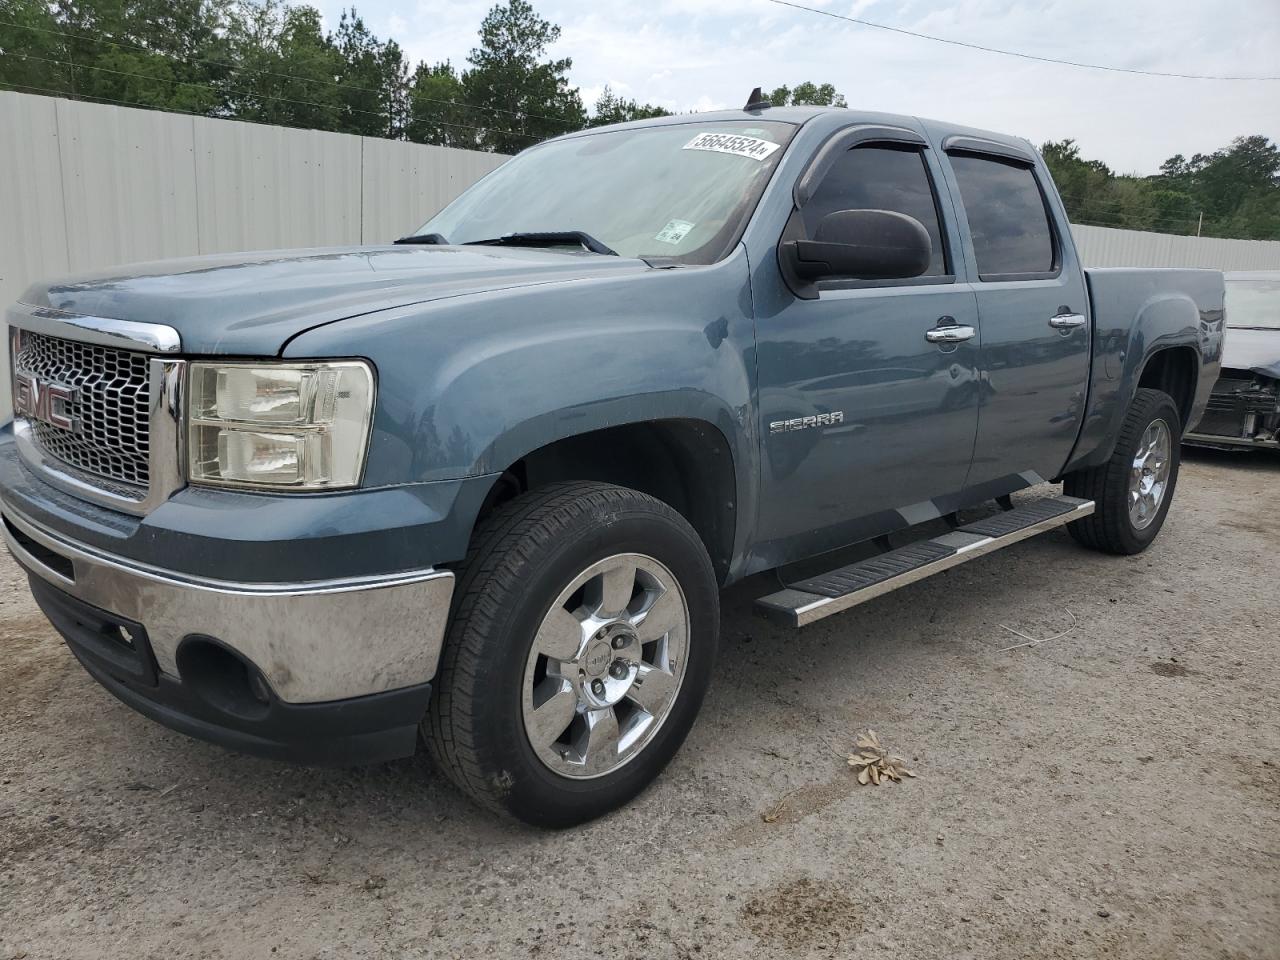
xmin=19 ymin=245 xmax=651 ymax=354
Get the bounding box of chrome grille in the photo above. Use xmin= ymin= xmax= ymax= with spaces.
xmin=12 ymin=330 xmax=151 ymax=487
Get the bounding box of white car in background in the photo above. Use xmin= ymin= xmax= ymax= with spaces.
xmin=1184 ymin=271 xmax=1280 ymax=451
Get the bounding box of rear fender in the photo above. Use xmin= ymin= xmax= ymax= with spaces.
xmin=1064 ymin=273 xmax=1223 ymax=473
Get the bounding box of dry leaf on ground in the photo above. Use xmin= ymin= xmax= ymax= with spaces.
xmin=846 ymin=729 xmax=916 ymax=785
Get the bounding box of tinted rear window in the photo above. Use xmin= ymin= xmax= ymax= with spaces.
xmin=950 ymin=154 xmax=1055 ymax=277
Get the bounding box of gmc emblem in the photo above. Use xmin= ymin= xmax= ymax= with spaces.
xmin=14 ymin=371 xmax=80 ymax=433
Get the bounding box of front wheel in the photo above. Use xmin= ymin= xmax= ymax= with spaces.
xmin=1064 ymin=387 xmax=1182 ymax=554
xmin=423 ymin=481 xmax=719 ymax=827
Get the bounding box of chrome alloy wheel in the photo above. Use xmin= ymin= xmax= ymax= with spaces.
xmin=1129 ymin=418 xmax=1172 ymax=530
xmin=521 ymin=553 xmax=690 ymax=780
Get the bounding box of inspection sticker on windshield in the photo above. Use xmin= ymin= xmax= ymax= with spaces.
xmin=654 ymin=219 xmax=695 ymax=245
xmin=682 ymin=132 xmax=780 ymax=161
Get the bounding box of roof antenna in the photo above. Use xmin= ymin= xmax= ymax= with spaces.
xmin=744 ymin=86 xmax=771 ymax=111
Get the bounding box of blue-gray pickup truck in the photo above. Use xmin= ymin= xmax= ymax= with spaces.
xmin=1 ymin=103 xmax=1224 ymax=826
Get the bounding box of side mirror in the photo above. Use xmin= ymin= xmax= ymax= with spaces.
xmin=782 ymin=209 xmax=932 ymax=282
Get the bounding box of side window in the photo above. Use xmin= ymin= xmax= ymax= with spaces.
xmin=802 ymin=144 xmax=949 ymax=277
xmin=948 ymin=153 xmax=1056 ymax=278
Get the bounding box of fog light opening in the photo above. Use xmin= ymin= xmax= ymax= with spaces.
xmin=176 ymin=636 xmax=273 ymax=721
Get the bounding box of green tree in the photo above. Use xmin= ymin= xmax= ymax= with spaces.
xmin=1145 ymin=187 xmax=1199 ymax=228
xmin=0 ymin=0 xmax=74 ymax=96
xmin=767 ymin=81 xmax=846 ymax=107
xmin=1147 ymin=136 xmax=1280 ymax=239
xmin=49 ymin=0 xmax=231 ymax=113
xmin=587 ymin=84 xmax=670 ymax=127
xmin=1040 ymin=139 xmax=1119 ymax=225
xmin=407 ymin=61 xmax=475 ymax=147
xmin=334 ymin=9 xmax=407 ymax=138
xmin=224 ymin=2 xmax=344 ymax=130
xmin=461 ymin=0 xmax=585 ymax=152
xmin=1041 ymin=135 xmax=1280 ymax=239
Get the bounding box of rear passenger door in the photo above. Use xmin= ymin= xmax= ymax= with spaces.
xmin=938 ymin=140 xmax=1091 ymax=489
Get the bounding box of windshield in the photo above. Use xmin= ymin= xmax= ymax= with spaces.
xmin=416 ymin=120 xmax=797 ymax=264
xmin=1225 ymin=273 xmax=1280 ymax=329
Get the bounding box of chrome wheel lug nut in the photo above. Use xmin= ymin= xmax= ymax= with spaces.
xmin=610 ymin=661 xmax=627 ymax=679
xmin=611 ymin=635 xmax=626 ymax=649
xmin=591 ymin=679 xmax=605 ymax=696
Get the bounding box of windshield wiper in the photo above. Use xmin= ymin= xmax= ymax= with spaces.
xmin=463 ymin=231 xmax=619 ymax=256
xmin=394 ymin=232 xmax=449 ymax=245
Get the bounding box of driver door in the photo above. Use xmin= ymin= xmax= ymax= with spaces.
xmin=753 ymin=137 xmax=981 ymax=564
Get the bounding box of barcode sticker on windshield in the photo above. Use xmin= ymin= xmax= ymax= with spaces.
xmin=655 ymin=219 xmax=695 ymax=245
xmin=683 ymin=132 xmax=780 ymax=161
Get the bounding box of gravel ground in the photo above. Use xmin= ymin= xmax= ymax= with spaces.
xmin=1 ymin=448 xmax=1277 ymax=960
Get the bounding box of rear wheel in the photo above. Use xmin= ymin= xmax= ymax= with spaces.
xmin=1064 ymin=387 xmax=1181 ymax=554
xmin=423 ymin=481 xmax=719 ymax=827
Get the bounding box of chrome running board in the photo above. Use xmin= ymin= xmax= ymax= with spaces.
xmin=755 ymin=496 xmax=1095 ymax=628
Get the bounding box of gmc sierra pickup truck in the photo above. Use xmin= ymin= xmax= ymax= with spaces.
xmin=2 ymin=103 xmax=1224 ymax=826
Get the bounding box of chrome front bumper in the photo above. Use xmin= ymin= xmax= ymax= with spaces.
xmin=2 ymin=505 xmax=455 ymax=704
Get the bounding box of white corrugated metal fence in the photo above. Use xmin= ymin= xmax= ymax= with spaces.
xmin=0 ymin=91 xmax=507 ymax=314
xmin=1071 ymin=224 xmax=1280 ymax=271
xmin=0 ymin=91 xmax=509 ymax=410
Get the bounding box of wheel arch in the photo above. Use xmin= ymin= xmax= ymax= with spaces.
xmin=471 ymin=418 xmax=741 ymax=585
xmin=1136 ymin=344 xmax=1200 ymax=430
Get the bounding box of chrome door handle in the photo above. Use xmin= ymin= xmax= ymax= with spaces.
xmin=1049 ymin=313 xmax=1086 ymax=329
xmin=925 ymin=325 xmax=976 ymax=343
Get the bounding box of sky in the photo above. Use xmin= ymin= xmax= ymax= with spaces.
xmin=313 ymin=0 xmax=1280 ymax=174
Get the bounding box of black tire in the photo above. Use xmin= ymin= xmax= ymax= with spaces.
xmin=422 ymin=481 xmax=719 ymax=827
xmin=1064 ymin=387 xmax=1182 ymax=555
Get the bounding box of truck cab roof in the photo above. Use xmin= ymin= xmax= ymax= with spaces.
xmin=547 ymin=105 xmax=1038 ymax=162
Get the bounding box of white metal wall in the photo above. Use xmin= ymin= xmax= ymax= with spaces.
xmin=1071 ymin=223 xmax=1280 ymax=270
xmin=0 ymin=91 xmax=508 ymax=410
xmin=0 ymin=90 xmax=507 ymax=315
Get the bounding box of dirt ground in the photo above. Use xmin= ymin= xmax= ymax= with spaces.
xmin=1 ymin=448 xmax=1277 ymax=960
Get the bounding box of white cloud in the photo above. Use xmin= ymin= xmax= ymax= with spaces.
xmin=688 ymin=93 xmax=731 ymax=113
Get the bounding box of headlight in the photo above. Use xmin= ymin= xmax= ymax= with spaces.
xmin=187 ymin=361 xmax=375 ymax=490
